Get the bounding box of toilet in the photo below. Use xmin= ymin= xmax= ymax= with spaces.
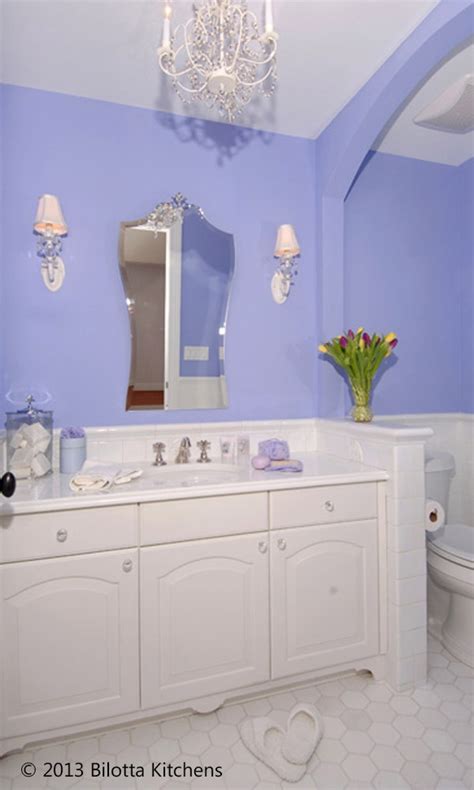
xmin=425 ymin=451 xmax=474 ymax=667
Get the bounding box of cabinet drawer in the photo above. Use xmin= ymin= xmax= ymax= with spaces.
xmin=270 ymin=483 xmax=377 ymax=529
xmin=141 ymin=493 xmax=267 ymax=545
xmin=0 ymin=505 xmax=138 ymax=562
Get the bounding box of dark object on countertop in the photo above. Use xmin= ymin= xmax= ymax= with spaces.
xmin=0 ymin=472 xmax=16 ymax=498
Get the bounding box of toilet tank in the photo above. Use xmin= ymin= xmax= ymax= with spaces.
xmin=425 ymin=451 xmax=455 ymax=512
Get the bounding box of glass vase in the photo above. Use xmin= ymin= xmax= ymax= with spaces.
xmin=351 ymin=384 xmax=373 ymax=423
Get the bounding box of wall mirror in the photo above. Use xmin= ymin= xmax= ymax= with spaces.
xmin=119 ymin=194 xmax=234 ymax=410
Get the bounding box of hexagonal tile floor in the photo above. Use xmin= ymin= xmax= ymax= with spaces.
xmin=1 ymin=635 xmax=472 ymax=789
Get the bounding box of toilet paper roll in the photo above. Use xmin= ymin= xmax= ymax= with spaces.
xmin=425 ymin=499 xmax=445 ymax=532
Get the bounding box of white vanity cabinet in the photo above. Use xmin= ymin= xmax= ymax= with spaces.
xmin=270 ymin=521 xmax=379 ymax=679
xmin=0 ymin=548 xmax=140 ymax=738
xmin=269 ymin=483 xmax=381 ymax=679
xmin=0 ymin=476 xmax=386 ymax=755
xmin=140 ymin=533 xmax=270 ymax=707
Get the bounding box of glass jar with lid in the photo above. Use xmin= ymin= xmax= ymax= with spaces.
xmin=5 ymin=395 xmax=53 ymax=478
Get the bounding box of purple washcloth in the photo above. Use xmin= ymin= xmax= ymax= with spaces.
xmin=258 ymin=439 xmax=289 ymax=461
xmin=265 ymin=459 xmax=303 ymax=473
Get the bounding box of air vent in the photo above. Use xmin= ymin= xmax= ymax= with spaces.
xmin=414 ymin=74 xmax=474 ymax=134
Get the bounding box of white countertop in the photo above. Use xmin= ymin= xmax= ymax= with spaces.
xmin=0 ymin=453 xmax=388 ymax=516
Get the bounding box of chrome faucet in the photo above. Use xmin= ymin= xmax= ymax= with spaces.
xmin=153 ymin=442 xmax=166 ymax=466
xmin=175 ymin=437 xmax=192 ymax=464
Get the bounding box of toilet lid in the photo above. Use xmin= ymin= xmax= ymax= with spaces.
xmin=428 ymin=523 xmax=474 ymax=565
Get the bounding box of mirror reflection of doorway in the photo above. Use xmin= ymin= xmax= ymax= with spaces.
xmin=123 ymin=227 xmax=166 ymax=409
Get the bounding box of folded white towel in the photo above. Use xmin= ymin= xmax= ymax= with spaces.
xmin=70 ymin=461 xmax=143 ymax=493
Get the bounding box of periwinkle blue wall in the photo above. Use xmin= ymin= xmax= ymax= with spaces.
xmin=458 ymin=157 xmax=474 ymax=413
xmin=313 ymin=0 xmax=473 ymax=418
xmin=1 ymin=85 xmax=317 ymax=427
xmin=344 ymin=150 xmax=473 ymax=414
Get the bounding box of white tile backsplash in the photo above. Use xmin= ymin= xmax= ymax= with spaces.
xmin=398 ymin=602 xmax=427 ymax=633
xmin=380 ymin=413 xmax=473 ymax=527
xmin=38 ymin=419 xmax=320 ymax=468
xmin=387 ymin=522 xmax=425 ymax=552
xmin=387 ymin=497 xmax=425 ymax=527
xmin=393 ymin=444 xmax=425 ymax=470
xmin=389 ymin=574 xmax=426 ymax=606
xmin=390 ymin=549 xmax=426 ymax=580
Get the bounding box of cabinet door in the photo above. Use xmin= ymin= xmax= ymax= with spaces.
xmin=1 ymin=549 xmax=139 ymax=737
xmin=141 ymin=534 xmax=270 ymax=707
xmin=271 ymin=521 xmax=379 ymax=679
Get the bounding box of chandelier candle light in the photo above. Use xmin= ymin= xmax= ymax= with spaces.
xmin=158 ymin=0 xmax=278 ymax=121
xmin=318 ymin=329 xmax=399 ymax=422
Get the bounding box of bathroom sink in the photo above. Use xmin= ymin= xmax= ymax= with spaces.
xmin=145 ymin=462 xmax=241 ymax=488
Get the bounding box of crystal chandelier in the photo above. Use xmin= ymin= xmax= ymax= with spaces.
xmin=158 ymin=0 xmax=278 ymax=121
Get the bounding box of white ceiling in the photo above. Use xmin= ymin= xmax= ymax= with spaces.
xmin=1 ymin=0 xmax=438 ymax=142
xmin=376 ymin=41 xmax=474 ymax=165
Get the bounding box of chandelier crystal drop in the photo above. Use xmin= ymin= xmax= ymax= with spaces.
xmin=158 ymin=0 xmax=278 ymax=121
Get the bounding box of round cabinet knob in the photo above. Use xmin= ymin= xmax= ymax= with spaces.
xmin=277 ymin=538 xmax=287 ymax=551
xmin=0 ymin=472 xmax=16 ymax=498
xmin=258 ymin=541 xmax=268 ymax=554
xmin=56 ymin=529 xmax=68 ymax=542
xmin=122 ymin=559 xmax=133 ymax=573
xmin=324 ymin=500 xmax=335 ymax=512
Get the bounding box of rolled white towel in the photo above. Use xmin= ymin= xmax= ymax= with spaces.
xmin=70 ymin=461 xmax=143 ymax=493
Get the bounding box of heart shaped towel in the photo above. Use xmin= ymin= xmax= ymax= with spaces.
xmin=240 ymin=716 xmax=306 ymax=783
xmin=281 ymin=704 xmax=324 ymax=764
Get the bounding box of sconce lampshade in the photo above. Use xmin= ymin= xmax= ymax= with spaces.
xmin=34 ymin=194 xmax=68 ymax=236
xmin=274 ymin=224 xmax=300 ymax=257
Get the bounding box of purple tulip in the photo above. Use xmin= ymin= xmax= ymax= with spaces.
xmin=362 ymin=332 xmax=371 ymax=345
xmin=340 ymin=336 xmax=348 ymax=349
xmin=347 ymin=330 xmax=354 ymax=340
xmin=390 ymin=338 xmax=398 ymax=349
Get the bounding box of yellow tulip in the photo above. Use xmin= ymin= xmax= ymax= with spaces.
xmin=385 ymin=332 xmax=397 ymax=343
xmin=359 ymin=338 xmax=365 ymax=350
xmin=318 ymin=344 xmax=327 ymax=353
xmin=356 ymin=326 xmax=364 ymax=334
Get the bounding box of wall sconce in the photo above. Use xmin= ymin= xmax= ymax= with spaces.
xmin=34 ymin=194 xmax=68 ymax=292
xmin=271 ymin=224 xmax=300 ymax=304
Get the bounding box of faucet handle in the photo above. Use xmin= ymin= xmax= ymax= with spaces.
xmin=153 ymin=441 xmax=167 ymax=466
xmin=197 ymin=439 xmax=211 ymax=463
